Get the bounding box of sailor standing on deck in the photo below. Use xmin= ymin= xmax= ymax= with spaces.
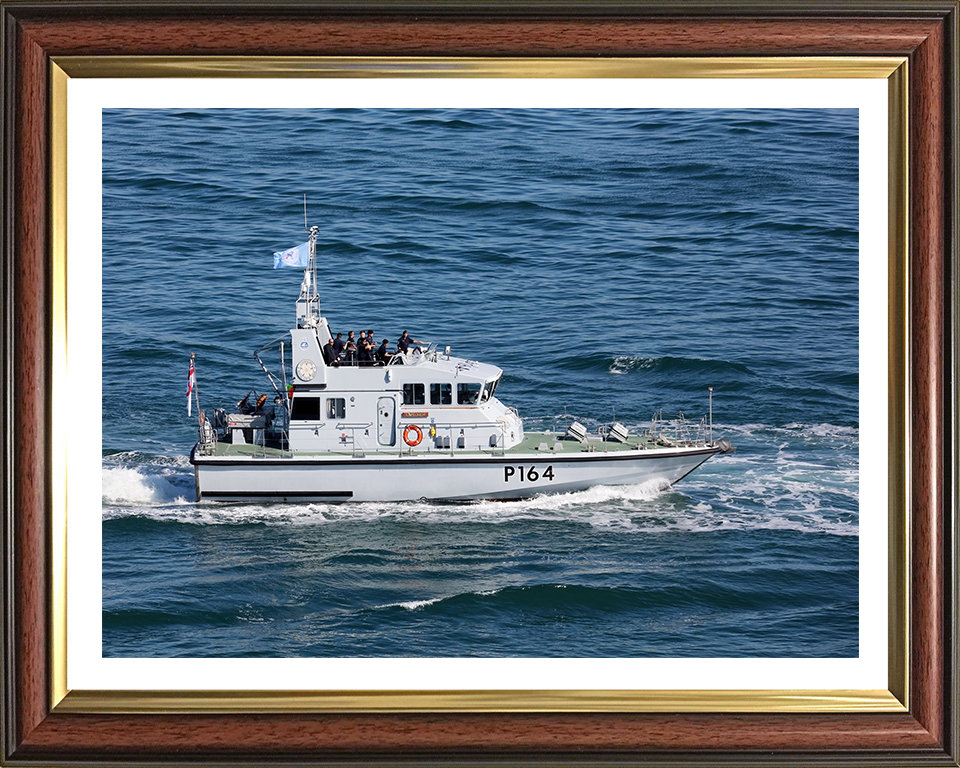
xmin=323 ymin=337 xmax=339 ymax=366
xmin=357 ymin=331 xmax=372 ymax=366
xmin=364 ymin=330 xmax=376 ymax=366
xmin=344 ymin=331 xmax=357 ymax=365
xmin=376 ymin=339 xmax=393 ymax=365
xmin=397 ymin=330 xmax=424 ymax=354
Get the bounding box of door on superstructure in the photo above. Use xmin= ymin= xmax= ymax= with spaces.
xmin=377 ymin=397 xmax=396 ymax=446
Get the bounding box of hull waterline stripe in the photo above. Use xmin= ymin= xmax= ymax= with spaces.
xmin=202 ymin=490 xmax=354 ymax=499
xmin=192 ymin=447 xmax=721 ymax=468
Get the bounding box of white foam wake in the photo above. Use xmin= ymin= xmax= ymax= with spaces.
xmin=102 ymin=466 xmax=193 ymax=505
xmin=100 ymin=427 xmax=859 ymax=538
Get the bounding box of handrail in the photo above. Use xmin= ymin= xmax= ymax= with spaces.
xmin=392 ymin=419 xmax=508 ymax=456
xmin=646 ymin=409 xmax=711 ymax=448
xmin=387 ymin=343 xmax=436 ymax=366
xmin=196 ymin=421 xmax=218 ymax=456
xmin=397 ymin=420 xmax=502 ymax=428
xmin=337 ymin=342 xmax=467 ymax=367
xmin=334 ymin=422 xmax=375 ymax=457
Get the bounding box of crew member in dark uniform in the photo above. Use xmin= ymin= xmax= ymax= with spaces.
xmin=397 ymin=330 xmax=424 ymax=354
xmin=357 ymin=330 xmax=371 ymax=366
xmin=332 ymin=333 xmax=344 ymax=359
xmin=323 ymin=337 xmax=339 ymax=366
xmin=344 ymin=331 xmax=357 ymax=365
xmin=365 ymin=330 xmax=377 ymax=366
xmin=376 ymin=339 xmax=393 ymax=365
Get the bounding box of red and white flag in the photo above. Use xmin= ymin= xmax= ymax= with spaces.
xmin=186 ymin=356 xmax=196 ymax=416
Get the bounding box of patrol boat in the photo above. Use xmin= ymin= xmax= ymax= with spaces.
xmin=189 ymin=227 xmax=733 ymax=503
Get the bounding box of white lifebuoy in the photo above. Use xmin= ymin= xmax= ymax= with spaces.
xmin=403 ymin=424 xmax=424 ymax=447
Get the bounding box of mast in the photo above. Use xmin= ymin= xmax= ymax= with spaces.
xmin=296 ymin=224 xmax=321 ymax=326
xmin=309 ymin=223 xmax=318 ymax=313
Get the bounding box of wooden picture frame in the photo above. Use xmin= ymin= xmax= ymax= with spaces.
xmin=2 ymin=2 xmax=957 ymax=765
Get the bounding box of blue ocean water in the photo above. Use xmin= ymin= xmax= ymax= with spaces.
xmin=102 ymin=108 xmax=859 ymax=658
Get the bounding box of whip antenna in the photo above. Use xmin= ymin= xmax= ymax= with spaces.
xmin=709 ymin=387 xmax=713 ymax=443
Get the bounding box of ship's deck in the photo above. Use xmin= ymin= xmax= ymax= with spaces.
xmin=197 ymin=431 xmax=705 ymax=460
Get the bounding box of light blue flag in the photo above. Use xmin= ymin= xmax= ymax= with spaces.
xmin=273 ymin=241 xmax=311 ymax=269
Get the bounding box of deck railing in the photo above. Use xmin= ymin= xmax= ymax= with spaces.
xmin=647 ymin=410 xmax=711 ymax=448
xmin=328 ymin=342 xmax=439 ymax=368
xmin=336 ymin=419 xmax=510 ymax=457
xmin=196 ymin=421 xmax=218 ymax=456
xmin=333 ymin=422 xmax=376 ymax=458
xmin=411 ymin=420 xmax=508 ymax=457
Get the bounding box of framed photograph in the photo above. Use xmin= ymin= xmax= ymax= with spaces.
xmin=2 ymin=2 xmax=957 ymax=766
xmin=83 ymin=80 xmax=883 ymax=691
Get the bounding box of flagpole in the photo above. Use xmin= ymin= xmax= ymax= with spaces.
xmin=708 ymin=386 xmax=713 ymax=444
xmin=194 ymin=357 xmax=201 ymax=418
xmin=187 ymin=353 xmax=199 ymax=420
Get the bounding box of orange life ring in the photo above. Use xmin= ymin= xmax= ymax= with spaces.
xmin=403 ymin=424 xmax=423 ymax=447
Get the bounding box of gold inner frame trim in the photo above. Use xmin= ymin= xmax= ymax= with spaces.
xmin=50 ymin=62 xmax=69 ymax=709
xmin=49 ymin=55 xmax=909 ymax=715
xmin=56 ymin=688 xmax=905 ymax=715
xmin=885 ymin=61 xmax=910 ymax=710
xmin=53 ymin=55 xmax=906 ymax=79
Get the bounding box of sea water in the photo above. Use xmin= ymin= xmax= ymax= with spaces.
xmin=102 ymin=108 xmax=859 ymax=657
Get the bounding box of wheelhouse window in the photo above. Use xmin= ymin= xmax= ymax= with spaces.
xmin=326 ymin=398 xmax=346 ymax=419
xmin=430 ymin=383 xmax=452 ymax=405
xmin=403 ymin=383 xmax=425 ymax=405
xmin=482 ymin=376 xmax=500 ymax=402
xmin=457 ymin=382 xmax=482 ymax=405
xmin=290 ymin=396 xmax=321 ymax=421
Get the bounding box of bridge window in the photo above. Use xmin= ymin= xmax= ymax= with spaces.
xmin=457 ymin=382 xmax=482 ymax=405
xmin=290 ymin=396 xmax=321 ymax=421
xmin=430 ymin=383 xmax=452 ymax=405
xmin=403 ymin=383 xmax=425 ymax=405
xmin=326 ymin=398 xmax=346 ymax=419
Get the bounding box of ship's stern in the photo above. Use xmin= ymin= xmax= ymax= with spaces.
xmin=189 ymin=442 xmax=202 ymax=502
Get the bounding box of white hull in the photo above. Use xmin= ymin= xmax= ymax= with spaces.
xmin=192 ymin=445 xmax=720 ymax=503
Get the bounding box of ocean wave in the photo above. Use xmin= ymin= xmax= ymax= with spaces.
xmin=554 ymin=353 xmax=753 ymax=378
xmin=103 ymin=606 xmax=236 ymax=630
xmin=102 ymin=452 xmax=194 ymax=506
xmin=104 ymin=170 xmax=231 ymax=196
xmin=719 ymin=422 xmax=859 ymax=441
xmin=403 ymin=117 xmax=491 ymax=131
xmin=608 ymin=355 xmax=753 ymax=377
xmin=785 ymin=422 xmax=858 ymax=437
xmin=102 ymin=450 xmax=192 ymax=467
xmin=381 ymin=596 xmax=446 ymax=611
xmin=655 ymin=493 xmax=859 ymax=537
xmin=372 ymin=579 xmax=842 ymax=618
